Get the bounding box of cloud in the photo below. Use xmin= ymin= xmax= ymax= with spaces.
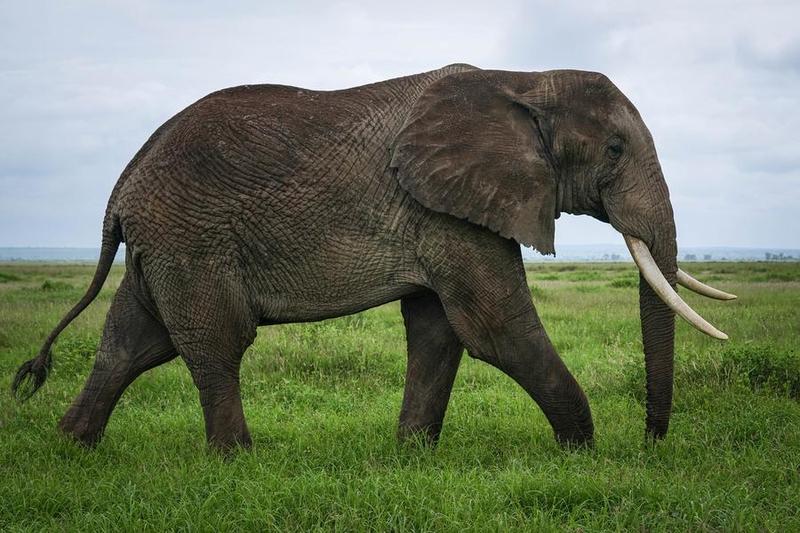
xmin=0 ymin=0 xmax=798 ymax=247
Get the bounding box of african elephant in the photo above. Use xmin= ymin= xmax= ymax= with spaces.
xmin=13 ymin=64 xmax=735 ymax=451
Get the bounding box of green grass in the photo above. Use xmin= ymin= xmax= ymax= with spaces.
xmin=1 ymin=261 xmax=799 ymax=531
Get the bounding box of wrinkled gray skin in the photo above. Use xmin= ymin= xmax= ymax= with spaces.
xmin=14 ymin=64 xmax=678 ymax=451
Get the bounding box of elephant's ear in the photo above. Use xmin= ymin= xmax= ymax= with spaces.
xmin=390 ymin=70 xmax=558 ymax=255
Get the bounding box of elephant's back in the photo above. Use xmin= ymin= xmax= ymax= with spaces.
xmin=113 ymin=64 xmax=476 ymax=256
xmin=118 ymin=63 xmax=477 ymax=193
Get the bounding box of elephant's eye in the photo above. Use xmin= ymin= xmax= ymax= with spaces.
xmin=606 ymin=140 xmax=623 ymax=161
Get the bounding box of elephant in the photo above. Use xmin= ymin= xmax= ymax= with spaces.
xmin=13 ymin=64 xmax=736 ymax=452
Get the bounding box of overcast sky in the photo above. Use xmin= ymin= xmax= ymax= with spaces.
xmin=1 ymin=0 xmax=798 ymax=249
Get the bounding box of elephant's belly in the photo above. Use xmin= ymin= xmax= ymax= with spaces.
xmin=254 ymin=281 xmax=422 ymax=325
xmin=246 ymin=218 xmax=429 ymax=324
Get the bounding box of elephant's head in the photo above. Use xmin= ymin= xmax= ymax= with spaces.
xmin=391 ymin=68 xmax=734 ymax=439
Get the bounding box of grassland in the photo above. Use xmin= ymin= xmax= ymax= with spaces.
xmin=0 ymin=261 xmax=798 ymax=531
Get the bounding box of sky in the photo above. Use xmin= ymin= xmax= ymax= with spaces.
xmin=1 ymin=0 xmax=798 ymax=249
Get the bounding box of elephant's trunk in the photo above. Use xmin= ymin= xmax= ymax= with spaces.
xmin=611 ymin=184 xmax=678 ymax=439
xmin=637 ymin=225 xmax=678 ymax=439
xmin=608 ymin=155 xmax=732 ymax=438
xmin=606 ymin=161 xmax=680 ymax=438
xmin=623 ymin=206 xmax=733 ymax=437
xmin=629 ymin=229 xmax=735 ymax=437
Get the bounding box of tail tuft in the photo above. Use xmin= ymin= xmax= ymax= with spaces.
xmin=12 ymin=351 xmax=52 ymax=402
xmin=10 ymin=211 xmax=120 ymax=402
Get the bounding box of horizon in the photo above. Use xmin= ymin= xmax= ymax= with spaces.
xmin=3 ymin=243 xmax=800 ymax=251
xmin=2 ymin=244 xmax=798 ymax=265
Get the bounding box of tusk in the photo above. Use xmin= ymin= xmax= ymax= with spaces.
xmin=624 ymin=235 xmax=729 ymax=340
xmin=677 ymin=269 xmax=737 ymax=300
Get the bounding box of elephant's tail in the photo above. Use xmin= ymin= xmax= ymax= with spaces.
xmin=12 ymin=213 xmax=123 ymax=401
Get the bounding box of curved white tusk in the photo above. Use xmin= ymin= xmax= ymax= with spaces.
xmin=624 ymin=235 xmax=729 ymax=340
xmin=677 ymin=269 xmax=737 ymax=300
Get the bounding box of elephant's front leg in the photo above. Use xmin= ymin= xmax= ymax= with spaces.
xmin=430 ymin=244 xmax=594 ymax=447
xmin=398 ymin=291 xmax=464 ymax=445
xmin=486 ymin=323 xmax=595 ymax=447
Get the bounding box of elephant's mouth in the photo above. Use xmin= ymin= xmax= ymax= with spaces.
xmin=624 ymin=235 xmax=736 ymax=339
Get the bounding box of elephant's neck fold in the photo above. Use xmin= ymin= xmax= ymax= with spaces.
xmin=555 ymin=176 xmax=573 ymax=217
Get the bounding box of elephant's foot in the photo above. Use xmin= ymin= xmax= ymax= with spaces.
xmin=397 ymin=422 xmax=443 ymax=448
xmin=195 ymin=377 xmax=253 ymax=454
xmin=207 ymin=423 xmax=253 ymax=454
xmin=554 ymin=428 xmax=595 ymax=450
xmin=551 ymin=394 xmax=595 ymax=449
xmin=58 ymin=405 xmax=106 ymax=448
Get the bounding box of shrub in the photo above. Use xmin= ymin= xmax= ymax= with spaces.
xmin=0 ymin=271 xmax=22 ymax=283
xmin=41 ymin=279 xmax=73 ymax=291
xmin=613 ymin=344 xmax=800 ymax=403
xmin=609 ymin=276 xmax=637 ymax=288
xmin=748 ymin=271 xmax=800 ymax=282
xmin=563 ymin=271 xmax=604 ymax=282
xmin=722 ymin=345 xmax=800 ymax=399
xmin=553 ymin=264 xmax=579 ymax=272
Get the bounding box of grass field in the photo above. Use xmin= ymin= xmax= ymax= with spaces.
xmin=0 ymin=261 xmax=798 ymax=531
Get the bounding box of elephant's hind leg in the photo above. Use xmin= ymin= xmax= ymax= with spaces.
xmin=156 ymin=273 xmax=257 ymax=453
xmin=398 ymin=291 xmax=464 ymax=445
xmin=59 ymin=275 xmax=177 ymax=447
xmin=179 ymin=342 xmax=253 ymax=453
